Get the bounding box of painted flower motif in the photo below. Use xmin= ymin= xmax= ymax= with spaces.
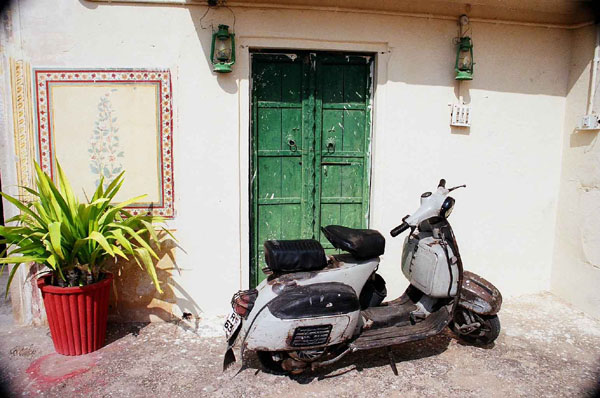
xmin=88 ymin=90 xmax=124 ymax=188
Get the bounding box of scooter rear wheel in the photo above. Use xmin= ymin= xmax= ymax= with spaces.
xmin=451 ymin=311 xmax=501 ymax=346
xmin=257 ymin=351 xmax=285 ymax=374
xmin=257 ymin=348 xmax=328 ymax=375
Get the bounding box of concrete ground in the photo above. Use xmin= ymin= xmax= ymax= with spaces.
xmin=1 ymin=290 xmax=599 ymax=397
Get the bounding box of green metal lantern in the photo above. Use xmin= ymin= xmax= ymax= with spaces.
xmin=211 ymin=24 xmax=235 ymax=73
xmin=455 ymin=36 xmax=474 ymax=80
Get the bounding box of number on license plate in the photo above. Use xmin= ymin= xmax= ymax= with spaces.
xmin=224 ymin=311 xmax=241 ymax=339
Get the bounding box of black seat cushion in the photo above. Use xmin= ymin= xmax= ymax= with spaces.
xmin=321 ymin=225 xmax=385 ymax=259
xmin=264 ymin=239 xmax=327 ymax=272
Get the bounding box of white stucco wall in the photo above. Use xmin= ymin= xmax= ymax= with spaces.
xmin=0 ymin=5 xmax=41 ymax=325
xmin=551 ymin=25 xmax=600 ymax=319
xmin=2 ymin=0 xmax=572 ymax=319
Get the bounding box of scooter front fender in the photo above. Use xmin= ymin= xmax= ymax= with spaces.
xmin=458 ymin=271 xmax=502 ymax=315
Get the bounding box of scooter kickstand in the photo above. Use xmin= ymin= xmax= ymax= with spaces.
xmin=387 ymin=348 xmax=398 ymax=376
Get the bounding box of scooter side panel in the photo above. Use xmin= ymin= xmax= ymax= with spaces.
xmin=267 ymin=282 xmax=359 ymax=319
xmin=244 ymin=308 xmax=359 ymax=351
xmin=243 ymin=256 xmax=378 ymax=328
xmin=240 ymin=257 xmax=377 ymax=350
xmin=458 ymin=271 xmax=502 ymax=315
xmin=401 ymin=234 xmax=459 ymax=298
xmin=268 ymin=256 xmax=380 ymax=295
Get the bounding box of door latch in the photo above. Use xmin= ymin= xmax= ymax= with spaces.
xmin=326 ymin=137 xmax=336 ymax=152
xmin=286 ymin=134 xmax=298 ymax=152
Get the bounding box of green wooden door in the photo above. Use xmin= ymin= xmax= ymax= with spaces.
xmin=251 ymin=52 xmax=373 ymax=287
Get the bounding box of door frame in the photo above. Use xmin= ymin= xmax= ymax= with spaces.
xmin=236 ymin=37 xmax=391 ymax=289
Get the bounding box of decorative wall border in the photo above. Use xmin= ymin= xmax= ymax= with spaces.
xmin=33 ymin=69 xmax=175 ymax=218
xmin=10 ymin=59 xmax=36 ymax=201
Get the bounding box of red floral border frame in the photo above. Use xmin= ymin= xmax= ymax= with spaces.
xmin=34 ymin=69 xmax=174 ymax=218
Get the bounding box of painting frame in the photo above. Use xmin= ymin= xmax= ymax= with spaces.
xmin=33 ymin=68 xmax=174 ymax=218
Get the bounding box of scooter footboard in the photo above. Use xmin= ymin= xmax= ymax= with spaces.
xmin=244 ymin=309 xmax=360 ymax=351
xmin=458 ymin=271 xmax=502 ymax=315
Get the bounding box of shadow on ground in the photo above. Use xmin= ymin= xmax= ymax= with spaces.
xmin=244 ymin=330 xmax=455 ymax=383
xmin=104 ymin=322 xmax=151 ymax=345
xmin=1 ymin=293 xmax=600 ymax=397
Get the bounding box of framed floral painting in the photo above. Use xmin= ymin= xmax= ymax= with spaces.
xmin=33 ymin=69 xmax=174 ymax=218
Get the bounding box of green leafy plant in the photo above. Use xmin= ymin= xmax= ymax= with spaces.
xmin=0 ymin=162 xmax=172 ymax=295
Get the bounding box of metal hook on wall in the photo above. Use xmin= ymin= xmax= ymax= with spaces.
xmin=200 ymin=1 xmax=236 ymax=32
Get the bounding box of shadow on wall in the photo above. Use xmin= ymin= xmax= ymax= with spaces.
xmin=568 ymin=25 xmax=598 ymax=149
xmin=75 ymin=0 xmax=596 ymax=98
xmin=383 ymin=18 xmax=591 ymax=97
xmin=570 ymin=128 xmax=598 ymax=148
xmin=465 ymin=24 xmax=574 ymax=97
xmin=187 ymin=4 xmax=594 ymax=98
xmin=450 ymin=81 xmax=472 ymax=136
xmin=107 ymin=237 xmax=201 ymax=323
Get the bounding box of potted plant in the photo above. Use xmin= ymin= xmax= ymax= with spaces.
xmin=0 ymin=162 xmax=170 ymax=355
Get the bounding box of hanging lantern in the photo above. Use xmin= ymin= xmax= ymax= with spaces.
xmin=455 ymin=36 xmax=474 ymax=80
xmin=211 ymin=24 xmax=235 ymax=73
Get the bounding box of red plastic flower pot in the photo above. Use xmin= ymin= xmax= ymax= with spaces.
xmin=37 ymin=273 xmax=113 ymax=356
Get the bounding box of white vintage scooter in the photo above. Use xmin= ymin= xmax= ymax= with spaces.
xmin=223 ymin=179 xmax=502 ymax=374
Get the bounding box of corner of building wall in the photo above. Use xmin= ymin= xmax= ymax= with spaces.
xmin=548 ymin=27 xmax=575 ymax=292
xmin=550 ymin=24 xmax=600 ymax=320
xmin=0 ymin=0 xmax=39 ymax=326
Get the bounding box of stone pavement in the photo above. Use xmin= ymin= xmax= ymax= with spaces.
xmin=0 ymin=291 xmax=599 ymax=397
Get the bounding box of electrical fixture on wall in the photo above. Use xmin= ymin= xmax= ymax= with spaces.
xmin=576 ymin=24 xmax=600 ymax=131
xmin=201 ymin=0 xmax=237 ymax=73
xmin=211 ymin=24 xmax=236 ymax=73
xmin=451 ymin=103 xmax=471 ymax=127
xmin=578 ymin=115 xmax=600 ymax=130
xmin=454 ymin=15 xmax=474 ymax=81
xmin=450 ymin=15 xmax=472 ymax=127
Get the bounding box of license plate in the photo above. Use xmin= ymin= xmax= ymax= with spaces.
xmin=223 ymin=310 xmax=242 ymax=340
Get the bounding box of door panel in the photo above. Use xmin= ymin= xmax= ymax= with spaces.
xmin=342 ymin=110 xmax=365 ymax=153
xmin=320 ymin=64 xmax=343 ymax=103
xmin=320 ymin=161 xmax=364 ymax=200
xmin=316 ymin=55 xmax=373 ymax=254
xmin=251 ymin=52 xmax=373 ymax=286
xmin=257 ymin=157 xmax=303 ymax=200
xmin=252 ymin=54 xmax=307 ymax=286
xmin=343 ymin=64 xmax=368 ymax=103
xmin=281 ymin=109 xmax=302 ymax=151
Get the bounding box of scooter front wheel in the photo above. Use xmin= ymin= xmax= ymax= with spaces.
xmin=451 ymin=310 xmax=501 ymax=346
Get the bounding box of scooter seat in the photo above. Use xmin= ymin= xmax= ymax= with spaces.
xmin=321 ymin=225 xmax=385 ymax=260
xmin=264 ymin=239 xmax=327 ymax=272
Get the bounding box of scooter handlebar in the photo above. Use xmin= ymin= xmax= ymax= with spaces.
xmin=390 ymin=222 xmax=409 ymax=237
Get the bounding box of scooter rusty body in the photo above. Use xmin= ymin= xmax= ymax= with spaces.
xmin=223 ymin=179 xmax=502 ymax=374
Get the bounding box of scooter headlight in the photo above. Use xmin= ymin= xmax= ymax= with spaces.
xmin=441 ymin=197 xmax=455 ymax=218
